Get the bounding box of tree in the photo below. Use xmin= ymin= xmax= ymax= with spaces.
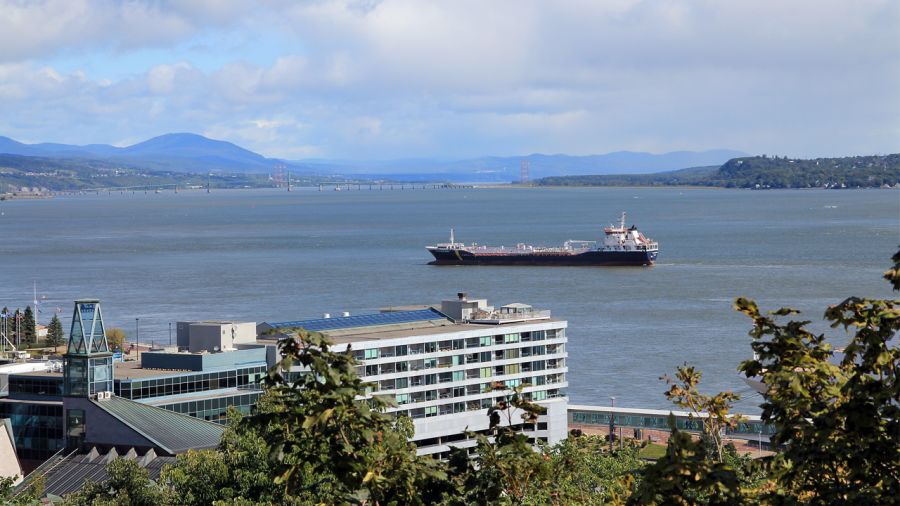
xmin=735 ymin=249 xmax=900 ymax=504
xmin=628 ymin=415 xmax=746 ymax=506
xmin=158 ymin=449 xmax=232 ymax=506
xmin=21 ymin=306 xmax=34 ymax=346
xmin=247 ymin=327 xmax=445 ymax=504
xmin=46 ymin=314 xmax=65 ymax=348
xmin=64 ymin=458 xmax=166 ymax=506
xmin=105 ymin=327 xmax=126 ymax=351
xmin=662 ymin=365 xmax=745 ymax=463
xmin=0 ymin=474 xmax=44 ymax=506
xmin=442 ymin=382 xmax=555 ymax=505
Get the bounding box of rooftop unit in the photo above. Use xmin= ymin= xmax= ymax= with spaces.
xmin=176 ymin=321 xmax=256 ymax=353
xmin=439 ymin=292 xmax=493 ymax=322
xmin=468 ymin=303 xmax=552 ymax=324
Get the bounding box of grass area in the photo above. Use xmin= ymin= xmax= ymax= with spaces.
xmin=638 ymin=443 xmax=668 ymax=460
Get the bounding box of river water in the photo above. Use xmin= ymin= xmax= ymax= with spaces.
xmin=1 ymin=187 xmax=897 ymax=412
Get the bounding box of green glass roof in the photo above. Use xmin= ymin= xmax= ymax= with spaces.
xmin=91 ymin=396 xmax=224 ymax=454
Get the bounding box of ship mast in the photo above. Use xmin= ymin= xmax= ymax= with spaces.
xmin=450 ymin=228 xmax=455 ymax=245
xmin=619 ymin=212 xmax=626 ymax=230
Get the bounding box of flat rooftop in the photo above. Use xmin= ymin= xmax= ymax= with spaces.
xmin=11 ymin=361 xmax=192 ymax=380
xmin=261 ymin=306 xmax=562 ymax=345
xmin=113 ymin=361 xmax=193 ymax=380
xmin=325 ymin=319 xmax=564 ymax=345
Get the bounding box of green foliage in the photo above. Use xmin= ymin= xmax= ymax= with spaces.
xmin=536 ymin=166 xmax=718 ymax=187
xmin=64 ymin=459 xmax=166 ymax=506
xmin=0 ymin=473 xmax=44 ymax=506
xmin=716 ymin=154 xmax=900 ymax=189
xmin=443 ymin=382 xmax=550 ymax=505
xmin=549 ymin=435 xmax=647 ymax=505
xmin=250 ymin=327 xmax=445 ymax=504
xmin=158 ymin=450 xmax=232 ymax=506
xmin=536 ymin=154 xmax=900 ymax=188
xmin=662 ymin=365 xmax=745 ymax=462
xmin=628 ymin=417 xmax=746 ymax=506
xmin=21 ymin=307 xmax=35 ymax=346
xmin=104 ymin=328 xmax=126 ymax=352
xmin=46 ymin=314 xmax=65 ymax=348
xmin=735 ymin=251 xmax=900 ymax=504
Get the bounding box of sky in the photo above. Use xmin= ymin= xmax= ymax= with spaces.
xmin=0 ymin=0 xmax=898 ymax=160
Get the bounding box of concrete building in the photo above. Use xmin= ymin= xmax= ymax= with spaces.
xmin=259 ymin=293 xmax=569 ymax=458
xmin=176 ymin=321 xmax=257 ymax=353
xmin=3 ymin=293 xmax=569 ymax=468
xmin=0 ymin=304 xmax=265 ymax=468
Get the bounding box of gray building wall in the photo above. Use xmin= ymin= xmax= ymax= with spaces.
xmin=140 ymin=346 xmax=268 ymax=372
xmin=63 ymin=397 xmax=158 ymax=453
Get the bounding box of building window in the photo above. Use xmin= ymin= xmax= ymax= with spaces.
xmin=533 ymin=390 xmax=547 ymax=401
xmin=363 ymin=349 xmax=380 ymax=360
xmin=504 ymin=333 xmax=520 ymax=344
xmin=479 ymin=336 xmax=491 ymax=347
xmin=480 ymin=367 xmax=492 ymax=378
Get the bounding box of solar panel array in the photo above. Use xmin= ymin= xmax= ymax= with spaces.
xmin=269 ymin=308 xmax=449 ymax=332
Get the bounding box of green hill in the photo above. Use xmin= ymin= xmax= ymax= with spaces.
xmin=536 ymin=154 xmax=900 ymax=189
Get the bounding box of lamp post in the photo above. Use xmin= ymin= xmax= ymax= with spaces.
xmin=609 ymin=396 xmax=616 ymax=452
xmin=168 ymin=322 xmax=172 ymax=346
xmin=135 ymin=318 xmax=140 ymax=360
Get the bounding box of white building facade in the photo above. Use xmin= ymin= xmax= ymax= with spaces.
xmin=262 ymin=294 xmax=568 ymax=458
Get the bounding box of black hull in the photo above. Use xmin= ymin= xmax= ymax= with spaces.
xmin=428 ymin=249 xmax=657 ymax=266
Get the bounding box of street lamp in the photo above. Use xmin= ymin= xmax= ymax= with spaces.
xmin=135 ymin=318 xmax=140 ymax=360
xmin=168 ymin=322 xmax=172 ymax=346
xmin=609 ymin=396 xmax=616 ymax=452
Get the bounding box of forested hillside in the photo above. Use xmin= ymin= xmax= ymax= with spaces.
xmin=537 ymin=154 xmax=900 ymax=189
xmin=710 ymin=154 xmax=900 ymax=188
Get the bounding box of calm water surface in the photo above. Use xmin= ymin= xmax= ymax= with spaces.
xmin=1 ymin=187 xmax=897 ymax=412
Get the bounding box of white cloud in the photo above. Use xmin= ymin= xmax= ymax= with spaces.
xmin=0 ymin=0 xmax=896 ymax=158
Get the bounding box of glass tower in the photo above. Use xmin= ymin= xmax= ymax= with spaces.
xmin=63 ymin=300 xmax=113 ymax=397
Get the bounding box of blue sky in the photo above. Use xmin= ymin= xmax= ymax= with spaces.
xmin=0 ymin=0 xmax=898 ymax=160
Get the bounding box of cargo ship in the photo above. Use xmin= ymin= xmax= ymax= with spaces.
xmin=427 ymin=212 xmax=658 ymax=266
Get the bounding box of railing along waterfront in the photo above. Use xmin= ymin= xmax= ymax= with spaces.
xmin=568 ymin=404 xmax=775 ymax=437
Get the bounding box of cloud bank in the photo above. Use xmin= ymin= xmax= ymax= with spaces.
xmin=0 ymin=0 xmax=897 ymax=159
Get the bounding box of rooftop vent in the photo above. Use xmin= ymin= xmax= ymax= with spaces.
xmin=458 ymin=292 xmax=467 ymax=301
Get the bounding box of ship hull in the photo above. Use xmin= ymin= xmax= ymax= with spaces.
xmin=428 ymin=249 xmax=657 ymax=266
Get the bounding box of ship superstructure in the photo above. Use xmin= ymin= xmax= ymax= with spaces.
xmin=427 ymin=213 xmax=658 ymax=266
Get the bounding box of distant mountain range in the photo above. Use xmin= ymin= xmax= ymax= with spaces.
xmin=0 ymin=133 xmax=747 ymax=181
xmin=0 ymin=133 xmax=273 ymax=173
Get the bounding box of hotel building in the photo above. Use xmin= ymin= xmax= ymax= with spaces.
xmin=259 ymin=293 xmax=569 ymax=458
